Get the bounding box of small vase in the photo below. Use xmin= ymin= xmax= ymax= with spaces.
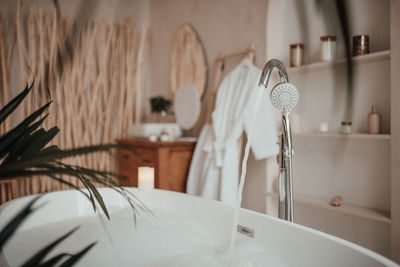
xmin=368 ymin=105 xmax=381 ymax=134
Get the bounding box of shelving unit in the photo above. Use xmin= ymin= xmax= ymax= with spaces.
xmin=286 ymin=50 xmax=392 ymax=218
xmin=267 ymin=192 xmax=391 ymax=224
xmin=287 ymin=49 xmax=391 ymax=134
xmin=265 ymin=0 xmax=392 ymax=257
xmin=293 ymin=132 xmax=391 ymax=140
xmin=295 ymin=193 xmax=391 ymax=224
xmin=287 ymin=50 xmax=390 ymax=74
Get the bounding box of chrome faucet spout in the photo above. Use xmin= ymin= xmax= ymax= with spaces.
xmin=258 ymin=59 xmax=298 ymax=223
xmin=258 ymin=59 xmax=289 ymax=88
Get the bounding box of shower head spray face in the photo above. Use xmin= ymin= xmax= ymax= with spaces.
xmin=270 ymin=82 xmax=299 ymax=113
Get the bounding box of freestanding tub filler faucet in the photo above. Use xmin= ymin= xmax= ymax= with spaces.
xmin=258 ymin=59 xmax=299 ymax=222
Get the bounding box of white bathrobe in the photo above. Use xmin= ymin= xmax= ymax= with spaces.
xmin=186 ymin=59 xmax=278 ymax=205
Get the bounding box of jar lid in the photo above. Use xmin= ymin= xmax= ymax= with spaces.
xmin=290 ymin=43 xmax=304 ymax=48
xmin=353 ymin=34 xmax=369 ymax=39
xmin=353 ymin=35 xmax=369 ymax=44
xmin=341 ymin=121 xmax=352 ymax=125
xmin=320 ymin=35 xmax=336 ymax=41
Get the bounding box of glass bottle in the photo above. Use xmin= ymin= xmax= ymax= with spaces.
xmin=368 ymin=105 xmax=381 ymax=134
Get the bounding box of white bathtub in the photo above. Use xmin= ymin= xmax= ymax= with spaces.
xmin=0 ymin=188 xmax=397 ymax=266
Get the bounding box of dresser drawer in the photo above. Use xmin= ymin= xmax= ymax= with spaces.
xmin=118 ymin=147 xmax=155 ymax=165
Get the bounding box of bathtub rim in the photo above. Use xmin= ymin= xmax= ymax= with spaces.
xmin=0 ymin=187 xmax=397 ymax=267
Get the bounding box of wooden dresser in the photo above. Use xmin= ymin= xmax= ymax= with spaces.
xmin=116 ymin=138 xmax=196 ymax=193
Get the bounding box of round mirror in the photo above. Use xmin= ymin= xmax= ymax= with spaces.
xmin=174 ymin=83 xmax=201 ymax=130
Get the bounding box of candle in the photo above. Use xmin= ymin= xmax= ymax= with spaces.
xmin=138 ymin=167 xmax=155 ymax=190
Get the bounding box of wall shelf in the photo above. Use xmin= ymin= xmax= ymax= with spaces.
xmin=287 ymin=50 xmax=390 ymax=74
xmin=295 ymin=193 xmax=391 ymax=224
xmin=267 ymin=192 xmax=391 ymax=224
xmin=293 ymin=132 xmax=391 ymax=140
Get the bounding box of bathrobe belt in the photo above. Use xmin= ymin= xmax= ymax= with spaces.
xmin=203 ymin=140 xmax=236 ymax=168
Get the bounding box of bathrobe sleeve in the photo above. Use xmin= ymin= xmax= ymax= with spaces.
xmin=244 ymin=79 xmax=279 ymax=160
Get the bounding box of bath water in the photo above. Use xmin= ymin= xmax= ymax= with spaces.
xmin=4 ymin=208 xmax=286 ymax=266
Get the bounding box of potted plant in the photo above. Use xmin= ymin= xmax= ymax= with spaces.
xmin=149 ymin=96 xmax=172 ymax=122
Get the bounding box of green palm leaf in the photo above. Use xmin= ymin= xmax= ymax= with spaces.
xmin=0 ymin=82 xmax=142 ymax=219
xmin=0 ymin=81 xmax=146 ymax=267
xmin=0 ymin=101 xmax=51 ymax=159
xmin=0 ymin=144 xmax=121 ymax=173
xmin=0 ymin=82 xmax=34 ymax=125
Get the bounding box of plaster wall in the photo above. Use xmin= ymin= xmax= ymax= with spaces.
xmin=149 ymin=0 xmax=268 ymax=133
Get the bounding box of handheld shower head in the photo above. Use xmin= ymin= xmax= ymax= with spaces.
xmin=258 ymin=59 xmax=299 ymax=113
xmin=258 ymin=59 xmax=298 ymax=222
xmin=270 ymin=82 xmax=299 ymax=113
